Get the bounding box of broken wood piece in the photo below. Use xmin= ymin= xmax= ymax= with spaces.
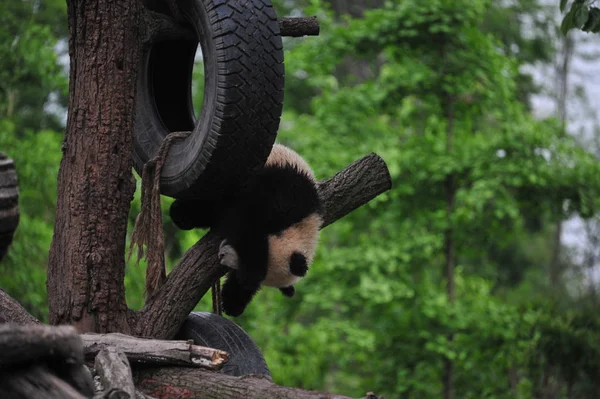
xmin=94 ymin=347 xmax=136 ymax=399
xmin=279 ymin=16 xmax=320 ymax=37
xmin=81 ymin=333 xmax=228 ymax=370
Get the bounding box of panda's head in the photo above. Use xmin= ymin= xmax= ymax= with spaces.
xmin=262 ymin=144 xmax=322 ymax=287
xmin=262 ymin=212 xmax=322 ymax=288
xmin=218 ymin=143 xmax=323 ymax=289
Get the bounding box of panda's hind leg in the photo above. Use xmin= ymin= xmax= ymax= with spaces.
xmin=220 ymin=232 xmax=269 ymax=316
xmin=221 ymin=270 xmax=262 ymax=317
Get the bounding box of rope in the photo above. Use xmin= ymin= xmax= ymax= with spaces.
xmin=212 ymin=278 xmax=222 ymax=315
xmin=128 ymin=131 xmax=191 ymax=300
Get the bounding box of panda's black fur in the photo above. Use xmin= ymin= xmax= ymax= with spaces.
xmin=170 ymin=144 xmax=323 ymax=317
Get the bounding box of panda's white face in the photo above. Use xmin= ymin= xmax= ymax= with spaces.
xmin=262 ymin=213 xmax=322 ymax=288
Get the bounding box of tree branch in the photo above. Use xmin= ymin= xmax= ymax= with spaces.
xmin=135 ymin=153 xmax=391 ymax=339
xmin=134 ymin=367 xmax=363 ymax=399
xmin=0 ymin=288 xmax=40 ymax=325
xmin=278 ymin=17 xmax=320 ymax=37
xmin=81 ymin=332 xmax=228 ymax=370
xmin=143 ymin=12 xmax=319 ymax=43
xmin=318 ymin=153 xmax=391 ymax=228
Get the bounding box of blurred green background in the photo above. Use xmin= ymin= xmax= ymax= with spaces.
xmin=2 ymin=0 xmax=600 ymax=397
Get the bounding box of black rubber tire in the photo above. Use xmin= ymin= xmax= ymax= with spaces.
xmin=134 ymin=0 xmax=285 ymax=200
xmin=175 ymin=312 xmax=271 ymax=378
xmin=0 ymin=153 xmax=19 ymax=263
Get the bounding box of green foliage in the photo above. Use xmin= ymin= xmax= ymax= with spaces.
xmin=0 ymin=121 xmax=62 ymax=320
xmin=0 ymin=1 xmax=67 ymax=131
xmin=560 ymin=1 xmax=600 ymax=34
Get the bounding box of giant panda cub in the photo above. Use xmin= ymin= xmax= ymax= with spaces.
xmin=170 ymin=144 xmax=323 ymax=317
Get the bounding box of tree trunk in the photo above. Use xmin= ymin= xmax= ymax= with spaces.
xmin=548 ymin=32 xmax=573 ymax=289
xmin=47 ymin=0 xmax=140 ymax=333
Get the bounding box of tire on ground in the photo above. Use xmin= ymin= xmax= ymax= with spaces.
xmin=134 ymin=0 xmax=285 ymax=200
xmin=175 ymin=311 xmax=271 ymax=378
xmin=0 ymin=153 xmax=19 ymax=263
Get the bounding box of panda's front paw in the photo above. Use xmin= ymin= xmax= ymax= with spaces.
xmin=218 ymin=240 xmax=239 ymax=269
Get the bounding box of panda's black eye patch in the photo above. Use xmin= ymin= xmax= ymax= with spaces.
xmin=289 ymin=252 xmax=308 ymax=277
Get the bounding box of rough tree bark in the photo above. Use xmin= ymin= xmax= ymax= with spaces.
xmin=47 ymin=0 xmax=140 ymax=333
xmin=0 ymin=288 xmax=40 ymax=325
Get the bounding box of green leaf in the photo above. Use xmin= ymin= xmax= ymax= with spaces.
xmin=582 ymin=7 xmax=600 ymax=32
xmin=560 ymin=0 xmax=568 ymax=13
xmin=575 ymin=4 xmax=590 ymax=27
xmin=561 ymin=5 xmax=577 ymax=34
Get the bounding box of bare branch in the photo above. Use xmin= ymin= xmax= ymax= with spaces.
xmin=136 ymin=153 xmax=391 ymax=339
xmin=279 ymin=17 xmax=320 ymax=37
xmin=318 ymin=153 xmax=392 ymax=228
xmin=0 ymin=288 xmax=40 ymax=325
xmin=81 ymin=333 xmax=228 ymax=370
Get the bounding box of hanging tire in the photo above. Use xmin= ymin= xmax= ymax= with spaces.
xmin=0 ymin=153 xmax=19 ymax=263
xmin=134 ymin=0 xmax=285 ymax=199
xmin=175 ymin=312 xmax=272 ymax=378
